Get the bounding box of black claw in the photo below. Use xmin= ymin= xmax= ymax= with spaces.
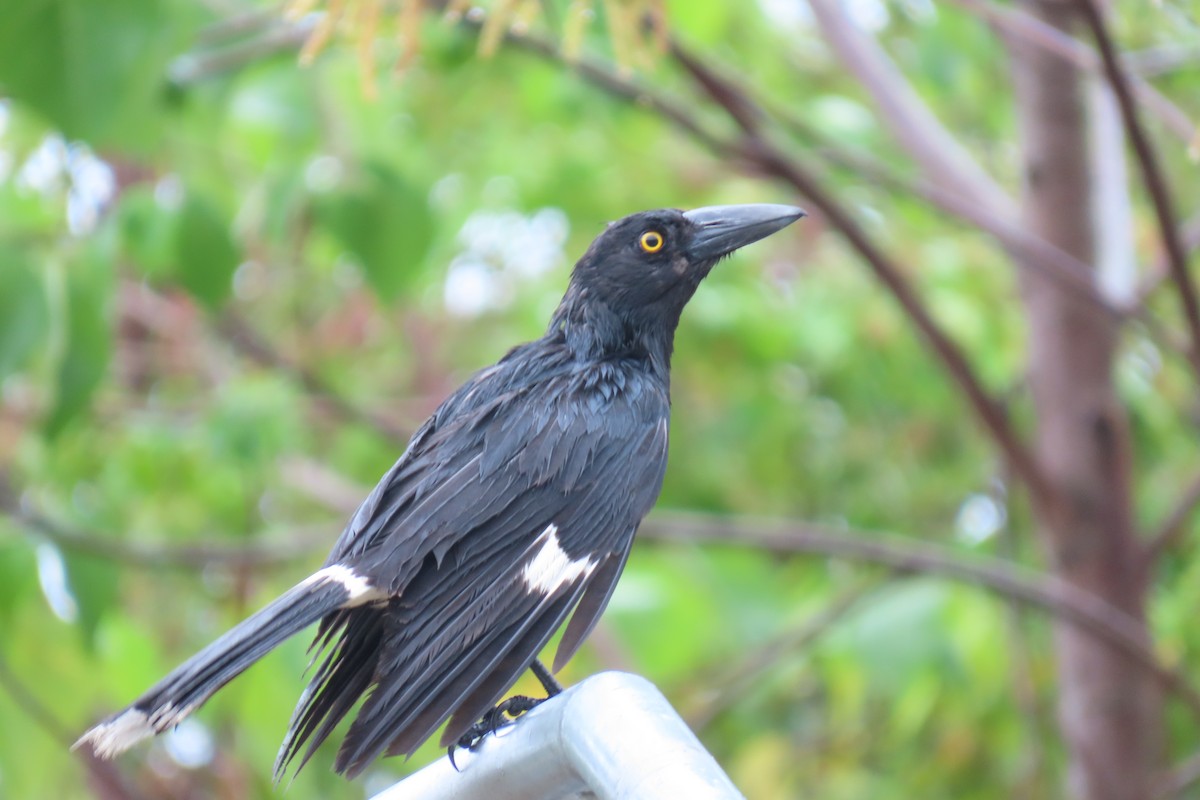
xmin=446 ymin=695 xmax=548 ymax=769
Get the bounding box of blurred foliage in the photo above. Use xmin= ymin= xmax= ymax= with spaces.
xmin=0 ymin=1 xmax=1197 ymax=798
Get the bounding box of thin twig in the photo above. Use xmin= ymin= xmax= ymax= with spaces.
xmin=1136 ymin=213 xmax=1200 ymax=308
xmin=485 ymin=26 xmax=728 ymax=152
xmin=216 ymin=310 xmax=412 ymax=447
xmin=682 ymin=574 xmax=882 ymax=730
xmin=0 ymin=478 xmax=329 ymax=570
xmin=194 ymin=5 xmax=286 ymax=46
xmin=1075 ymin=0 xmax=1200 ymax=379
xmin=1144 ymin=473 xmax=1200 ymax=565
xmin=10 ymin=513 xmax=329 ymax=569
xmin=169 ymin=17 xmax=318 ymax=86
xmin=1126 ymin=44 xmax=1200 ymax=78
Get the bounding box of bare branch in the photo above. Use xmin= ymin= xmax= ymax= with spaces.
xmin=284 ymin=454 xmax=1192 ymax=715
xmin=1144 ymin=473 xmax=1200 ymax=565
xmin=0 ymin=479 xmax=328 ymax=570
xmin=194 ymin=5 xmax=285 ymax=46
xmin=169 ymin=16 xmax=317 ymax=86
xmin=806 ymin=0 xmax=1016 ymax=218
xmin=483 ymin=26 xmax=728 ymax=152
xmin=1136 ymin=213 xmax=1200 ymax=307
xmin=948 ymin=0 xmax=1197 ymax=144
xmin=1075 ymin=0 xmax=1200 ymax=380
xmin=800 ymin=135 xmax=1120 ymax=317
xmin=216 ymin=310 xmax=413 ymax=447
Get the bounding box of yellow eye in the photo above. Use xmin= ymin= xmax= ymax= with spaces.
xmin=639 ymin=231 xmax=665 ymax=253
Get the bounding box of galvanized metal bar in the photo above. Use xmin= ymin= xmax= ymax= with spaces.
xmin=370 ymin=671 xmax=745 ymax=800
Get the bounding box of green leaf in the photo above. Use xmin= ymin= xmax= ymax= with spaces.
xmin=174 ymin=193 xmax=239 ymax=308
xmin=0 ymin=247 xmax=49 ymax=379
xmin=0 ymin=0 xmax=174 ymax=150
xmin=45 ymin=245 xmax=111 ymax=435
xmin=316 ymin=164 xmax=434 ymax=301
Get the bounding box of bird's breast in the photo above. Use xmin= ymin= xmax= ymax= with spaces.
xmin=571 ymin=358 xmax=665 ymax=412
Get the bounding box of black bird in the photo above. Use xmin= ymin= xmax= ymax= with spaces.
xmin=76 ymin=203 xmax=804 ymax=778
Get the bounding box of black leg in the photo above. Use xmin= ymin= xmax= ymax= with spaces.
xmin=530 ymin=658 xmax=563 ymax=696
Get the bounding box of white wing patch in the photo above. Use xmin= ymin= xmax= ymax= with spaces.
xmin=522 ymin=524 xmax=596 ymax=595
xmin=302 ymin=565 xmax=383 ymax=605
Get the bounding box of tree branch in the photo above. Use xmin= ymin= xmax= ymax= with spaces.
xmin=1136 ymin=212 xmax=1200 ymax=308
xmin=949 ymin=0 xmax=1196 ymax=144
xmin=1126 ymin=44 xmax=1200 ymax=78
xmin=1144 ymin=472 xmax=1200 ymax=565
xmin=169 ymin=16 xmax=317 ymax=86
xmin=668 ymin=43 xmax=1053 ymax=506
xmin=793 ymin=127 xmax=1121 ymax=318
xmin=1075 ymin=0 xmax=1200 ymax=379
xmin=216 ymin=310 xmax=413 ymax=447
xmin=0 ymin=478 xmax=328 ymax=570
xmin=807 ymin=0 xmax=1016 ymax=218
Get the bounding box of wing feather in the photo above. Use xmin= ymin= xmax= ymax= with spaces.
xmin=286 ymin=354 xmax=670 ymax=775
xmin=552 ymin=535 xmax=634 ymax=672
xmin=334 ymin=574 xmax=587 ymax=775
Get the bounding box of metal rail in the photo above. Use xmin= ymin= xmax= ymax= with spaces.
xmin=370 ymin=671 xmax=745 ymax=800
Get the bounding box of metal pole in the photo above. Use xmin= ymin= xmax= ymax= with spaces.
xmin=370 ymin=671 xmax=745 ymax=800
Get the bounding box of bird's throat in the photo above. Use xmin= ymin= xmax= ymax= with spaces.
xmin=551 ymin=292 xmax=678 ymax=378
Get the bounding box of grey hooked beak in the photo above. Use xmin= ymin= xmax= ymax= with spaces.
xmin=683 ymin=203 xmax=806 ymax=262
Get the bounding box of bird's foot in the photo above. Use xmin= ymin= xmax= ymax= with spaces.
xmin=447 ymin=695 xmax=544 ymax=770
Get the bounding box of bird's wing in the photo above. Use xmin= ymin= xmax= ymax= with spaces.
xmin=278 ymin=358 xmax=670 ymax=777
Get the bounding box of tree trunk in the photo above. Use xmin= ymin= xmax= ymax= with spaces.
xmin=1010 ymin=2 xmax=1163 ymax=798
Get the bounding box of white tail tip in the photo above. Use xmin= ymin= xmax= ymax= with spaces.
xmin=74 ymin=709 xmax=154 ymax=759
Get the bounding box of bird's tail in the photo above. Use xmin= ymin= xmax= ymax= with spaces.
xmin=75 ymin=565 xmax=383 ymax=759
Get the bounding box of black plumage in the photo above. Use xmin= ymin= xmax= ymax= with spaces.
xmin=76 ymin=203 xmax=804 ymax=778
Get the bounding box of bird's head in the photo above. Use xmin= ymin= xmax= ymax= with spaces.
xmin=553 ymin=203 xmax=806 ymax=362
